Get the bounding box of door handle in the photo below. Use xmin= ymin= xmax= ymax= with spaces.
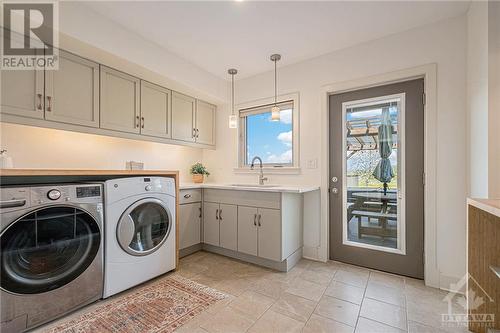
xmin=192 ymin=128 xmax=196 ymax=138
xmin=183 ymin=194 xmax=192 ymax=199
xmin=330 ymin=188 xmax=339 ymax=194
xmin=141 ymin=117 xmax=144 ymax=129
xmin=199 ymin=207 xmax=202 ymax=218
xmin=253 ymin=213 xmax=257 ymax=226
xmin=219 ymin=209 xmax=222 ymax=220
xmin=36 ymin=94 xmax=43 ymax=110
xmin=136 ymin=116 xmax=140 ymax=128
xmin=0 ymin=199 xmax=27 ymax=209
xmin=258 ymin=214 xmax=261 ymax=227
xmin=46 ymin=96 xmax=52 ymax=112
xmin=215 ymin=209 xmax=218 ymax=220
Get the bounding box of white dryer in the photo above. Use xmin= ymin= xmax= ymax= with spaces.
xmin=103 ymin=177 xmax=176 ymax=298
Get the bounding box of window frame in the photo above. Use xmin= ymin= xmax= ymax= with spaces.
xmin=235 ymin=93 xmax=300 ymax=173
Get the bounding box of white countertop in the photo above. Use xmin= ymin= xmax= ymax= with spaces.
xmin=180 ymin=183 xmax=320 ymax=194
xmin=468 ymin=198 xmax=500 ymax=218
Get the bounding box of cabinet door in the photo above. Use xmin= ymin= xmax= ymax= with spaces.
xmin=258 ymin=208 xmax=281 ymax=261
xmin=140 ymin=80 xmax=171 ymax=138
xmin=1 ymin=50 xmax=44 ymax=119
xmin=219 ymin=204 xmax=238 ymax=251
xmin=172 ymin=92 xmax=195 ymax=142
xmin=179 ymin=203 xmax=201 ymax=250
xmin=237 ymin=206 xmax=258 ymax=256
xmin=203 ymin=202 xmax=220 ymax=247
xmin=45 ymin=50 xmax=99 ymax=127
xmin=100 ymin=66 xmax=140 ymax=133
xmin=195 ymin=100 xmax=215 ymax=145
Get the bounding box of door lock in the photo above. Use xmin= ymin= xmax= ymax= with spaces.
xmin=331 ymin=176 xmax=338 ymax=183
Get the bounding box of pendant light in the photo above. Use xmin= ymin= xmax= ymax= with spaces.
xmin=270 ymin=54 xmax=281 ymax=121
xmin=228 ymin=68 xmax=238 ymax=128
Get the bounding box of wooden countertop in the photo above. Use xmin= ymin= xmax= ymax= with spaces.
xmin=468 ymin=198 xmax=500 ymax=218
xmin=0 ymin=169 xmax=178 ymax=177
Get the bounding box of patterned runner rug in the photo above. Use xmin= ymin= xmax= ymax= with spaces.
xmin=43 ymin=274 xmax=227 ymax=333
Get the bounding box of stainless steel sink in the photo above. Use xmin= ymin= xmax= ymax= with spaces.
xmin=229 ymin=184 xmax=279 ymax=188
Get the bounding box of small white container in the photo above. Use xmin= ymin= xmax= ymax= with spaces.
xmin=0 ymin=150 xmax=13 ymax=169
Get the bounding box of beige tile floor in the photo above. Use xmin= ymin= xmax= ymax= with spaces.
xmin=174 ymin=251 xmax=471 ymax=333
xmin=36 ymin=251 xmax=471 ymax=333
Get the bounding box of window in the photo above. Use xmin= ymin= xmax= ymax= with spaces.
xmin=239 ymin=100 xmax=298 ymax=169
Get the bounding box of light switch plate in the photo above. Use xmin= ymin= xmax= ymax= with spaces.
xmin=307 ymin=159 xmax=318 ymax=169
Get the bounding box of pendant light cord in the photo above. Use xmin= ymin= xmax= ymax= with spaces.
xmin=274 ymin=59 xmax=277 ymax=106
xmin=231 ymin=73 xmax=235 ymax=116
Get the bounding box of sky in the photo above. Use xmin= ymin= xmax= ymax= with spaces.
xmin=246 ymin=108 xmax=293 ymax=164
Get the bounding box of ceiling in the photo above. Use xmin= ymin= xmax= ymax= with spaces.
xmin=81 ymin=1 xmax=470 ymax=80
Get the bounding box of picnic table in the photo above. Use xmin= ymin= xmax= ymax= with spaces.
xmin=349 ymin=191 xmax=398 ymax=238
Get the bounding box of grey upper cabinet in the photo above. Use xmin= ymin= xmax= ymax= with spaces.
xmin=1 ymin=55 xmax=44 ymax=119
xmin=172 ymin=92 xmax=195 ymax=142
xmin=44 ymin=51 xmax=99 ymax=127
xmin=100 ymin=66 xmax=140 ymax=134
xmin=140 ymin=80 xmax=171 ymax=138
xmin=195 ymin=100 xmax=216 ymax=146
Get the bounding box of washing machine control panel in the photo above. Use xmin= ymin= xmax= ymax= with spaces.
xmin=31 ymin=184 xmax=102 ymax=205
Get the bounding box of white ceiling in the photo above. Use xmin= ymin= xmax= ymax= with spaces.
xmin=81 ymin=1 xmax=470 ymax=80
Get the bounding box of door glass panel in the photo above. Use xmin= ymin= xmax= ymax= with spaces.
xmin=127 ymin=202 xmax=170 ymax=254
xmin=0 ymin=206 xmax=101 ymax=294
xmin=344 ymin=95 xmax=404 ymax=252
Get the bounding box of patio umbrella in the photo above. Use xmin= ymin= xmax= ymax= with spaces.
xmin=372 ymin=107 xmax=395 ymax=195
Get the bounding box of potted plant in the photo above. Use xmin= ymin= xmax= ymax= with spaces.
xmin=190 ymin=162 xmax=210 ymax=183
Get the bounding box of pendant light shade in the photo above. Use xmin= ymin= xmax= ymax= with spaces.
xmin=270 ymin=54 xmax=281 ymax=122
xmin=228 ymin=68 xmax=238 ymax=129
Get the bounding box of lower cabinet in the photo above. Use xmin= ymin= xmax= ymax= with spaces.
xmin=179 ymin=202 xmax=201 ymax=250
xmin=238 ymin=207 xmax=281 ymax=261
xmin=203 ymin=202 xmax=237 ymax=251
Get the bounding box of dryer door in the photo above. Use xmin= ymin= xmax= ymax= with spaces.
xmin=117 ymin=198 xmax=172 ymax=256
xmin=0 ymin=206 xmax=101 ymax=294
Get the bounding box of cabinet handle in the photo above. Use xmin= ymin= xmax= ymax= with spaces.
xmin=195 ymin=128 xmax=199 ymax=138
xmin=199 ymin=207 xmax=202 ymax=218
xmin=215 ymin=209 xmax=218 ymax=220
xmin=36 ymin=94 xmax=42 ymax=110
xmin=254 ymin=214 xmax=257 ymax=226
xmin=258 ymin=214 xmax=261 ymax=227
xmin=46 ymin=96 xmax=52 ymax=112
xmin=192 ymin=128 xmax=196 ymax=138
xmin=136 ymin=116 xmax=140 ymax=128
xmin=219 ymin=209 xmax=223 ymax=220
xmin=183 ymin=194 xmax=192 ymax=199
xmin=141 ymin=117 xmax=144 ymax=129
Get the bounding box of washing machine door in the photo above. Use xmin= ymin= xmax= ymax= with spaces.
xmin=116 ymin=198 xmax=172 ymax=256
xmin=0 ymin=206 xmax=101 ymax=294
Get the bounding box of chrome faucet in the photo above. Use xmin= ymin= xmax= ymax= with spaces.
xmin=250 ymin=156 xmax=268 ymax=185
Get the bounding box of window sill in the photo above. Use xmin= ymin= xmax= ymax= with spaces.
xmin=233 ymin=167 xmax=301 ymax=175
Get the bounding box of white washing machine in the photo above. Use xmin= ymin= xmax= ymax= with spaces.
xmin=103 ymin=177 xmax=176 ymax=298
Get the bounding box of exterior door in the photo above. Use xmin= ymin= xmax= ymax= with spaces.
xmin=219 ymin=204 xmax=237 ymax=251
xmin=195 ymin=100 xmax=215 ymax=145
xmin=116 ymin=198 xmax=171 ymax=256
xmin=45 ymin=50 xmax=99 ymax=127
xmin=140 ymin=80 xmax=172 ymax=138
xmin=100 ymin=65 xmax=140 ymax=133
xmin=258 ymin=208 xmax=281 ymax=261
xmin=329 ymin=79 xmax=424 ymax=279
xmin=238 ymin=206 xmax=258 ymax=256
xmin=203 ymin=202 xmax=219 ymax=246
xmin=179 ymin=202 xmax=201 ymax=249
xmin=172 ymin=92 xmax=195 ymax=142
